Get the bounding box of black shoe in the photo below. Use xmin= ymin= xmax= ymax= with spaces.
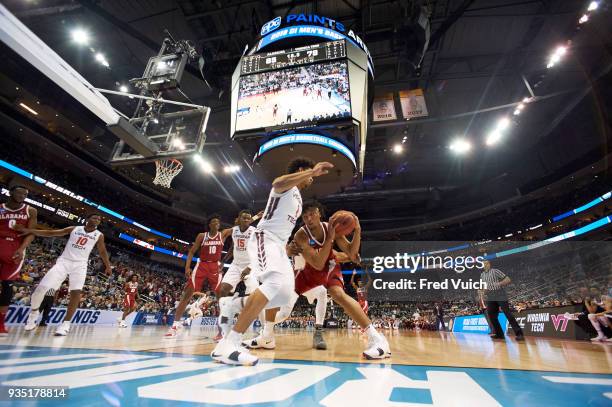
xmin=490 ymin=335 xmax=505 ymax=340
xmin=515 ymin=334 xmax=525 ymax=341
xmin=39 ymin=322 xmax=47 ymax=327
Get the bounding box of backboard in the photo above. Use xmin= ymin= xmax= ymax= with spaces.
xmin=109 ymin=106 xmax=210 ymax=166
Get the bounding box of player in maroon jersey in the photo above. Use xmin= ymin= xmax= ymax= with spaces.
xmin=0 ymin=185 xmax=37 ymax=336
xmin=118 ymin=274 xmax=138 ymax=328
xmin=165 ymin=215 xmax=226 ymax=338
xmin=351 ymin=266 xmax=372 ymax=314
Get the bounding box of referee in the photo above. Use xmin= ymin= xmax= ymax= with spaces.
xmin=480 ymin=261 xmax=524 ymax=341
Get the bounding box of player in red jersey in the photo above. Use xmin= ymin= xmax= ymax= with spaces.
xmin=0 ymin=185 xmax=37 ymax=336
xmin=351 ymin=266 xmax=372 ymax=314
xmin=119 ymin=274 xmax=138 ymax=328
xmin=165 ymin=215 xmax=226 ymax=338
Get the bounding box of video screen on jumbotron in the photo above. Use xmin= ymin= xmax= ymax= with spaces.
xmin=236 ymin=60 xmax=351 ymax=132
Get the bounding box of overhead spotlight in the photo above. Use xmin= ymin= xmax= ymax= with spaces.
xmin=19 ymin=102 xmax=38 ymax=115
xmin=449 ymin=138 xmax=471 ymax=154
xmin=547 ymin=45 xmax=567 ymax=68
xmin=587 ymin=1 xmax=599 ymax=11
xmin=71 ymin=28 xmax=89 ymax=45
xmin=95 ymin=52 xmax=109 ymax=67
xmin=579 ymin=14 xmax=589 ymax=24
xmin=522 ymin=97 xmax=531 ymax=103
xmin=393 ymin=144 xmax=403 ymax=154
xmin=201 ymin=161 xmax=214 ymax=173
xmin=193 ymin=155 xmax=203 ymax=164
xmin=224 ymin=165 xmax=241 ymax=173
xmin=119 ymin=84 xmax=128 ymax=93
xmin=496 ymin=117 xmax=511 ymax=131
xmin=486 ymin=131 xmax=502 ymax=146
xmin=513 ymin=109 xmax=521 ymax=116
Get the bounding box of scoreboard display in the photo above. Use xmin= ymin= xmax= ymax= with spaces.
xmin=240 ymin=40 xmax=346 ymax=75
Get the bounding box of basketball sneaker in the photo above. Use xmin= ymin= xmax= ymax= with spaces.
xmin=118 ymin=320 xmax=128 ymax=328
xmin=164 ymin=325 xmax=179 ymax=338
xmin=591 ymin=334 xmax=607 ymax=342
xmin=242 ymin=334 xmax=276 ymax=349
xmin=211 ymin=339 xmax=258 ymax=366
xmin=54 ymin=321 xmax=71 ymax=336
xmin=313 ymin=328 xmax=327 ymax=350
xmin=363 ymin=333 xmax=391 ymax=360
xmin=24 ymin=310 xmax=40 ymax=331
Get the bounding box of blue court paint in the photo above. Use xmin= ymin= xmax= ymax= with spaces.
xmin=0 ymin=346 xmax=610 ymax=406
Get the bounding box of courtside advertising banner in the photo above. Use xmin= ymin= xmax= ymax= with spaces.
xmin=5 ymin=305 xmax=131 ymax=326
xmin=372 ymin=93 xmax=397 ymax=121
xmin=399 ymin=89 xmax=428 ymax=119
xmin=508 ymin=305 xmax=590 ymax=340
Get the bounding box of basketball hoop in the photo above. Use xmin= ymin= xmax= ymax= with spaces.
xmin=153 ymin=159 xmax=183 ymax=188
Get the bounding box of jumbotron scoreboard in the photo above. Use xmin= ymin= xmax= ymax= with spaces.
xmin=240 ymin=41 xmax=346 ymax=74
xmin=230 ymin=13 xmax=373 ymax=196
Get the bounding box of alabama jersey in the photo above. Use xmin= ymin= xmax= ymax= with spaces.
xmin=126 ymin=281 xmax=138 ymax=295
xmin=302 ymin=222 xmax=336 ymax=273
xmin=357 ymin=286 xmax=367 ymax=303
xmin=231 ymin=225 xmax=255 ymax=265
xmin=258 ymin=186 xmax=302 ymax=243
xmin=0 ymin=204 xmax=30 ymax=243
xmin=199 ymin=232 xmax=223 ymax=262
xmin=59 ymin=226 xmax=102 ymax=262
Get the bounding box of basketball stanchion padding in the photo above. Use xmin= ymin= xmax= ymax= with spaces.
xmin=153 ymin=159 xmax=183 ymax=188
xmin=330 ymin=210 xmax=357 ymax=236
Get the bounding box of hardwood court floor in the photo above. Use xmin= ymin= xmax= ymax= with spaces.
xmin=3 ymin=325 xmax=610 ymax=374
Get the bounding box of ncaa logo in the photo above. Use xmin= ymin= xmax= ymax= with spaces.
xmin=261 ymin=16 xmax=281 ymax=36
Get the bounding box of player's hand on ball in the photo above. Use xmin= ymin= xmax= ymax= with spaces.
xmin=312 ymin=162 xmax=334 ymax=177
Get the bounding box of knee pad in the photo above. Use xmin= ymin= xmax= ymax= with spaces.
xmin=0 ymin=281 xmax=13 ymax=306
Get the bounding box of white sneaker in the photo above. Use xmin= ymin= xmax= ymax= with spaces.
xmin=54 ymin=321 xmax=71 ymax=336
xmin=363 ymin=333 xmax=391 ymax=360
xmin=242 ymin=334 xmax=276 ymax=349
xmin=591 ymin=334 xmax=607 ymax=342
xmin=24 ymin=310 xmax=40 ymax=331
xmin=211 ymin=338 xmax=259 ymax=366
xmin=118 ymin=320 xmax=128 ymax=328
xmin=164 ymin=325 xmax=179 ymax=338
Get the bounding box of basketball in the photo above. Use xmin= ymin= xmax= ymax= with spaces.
xmin=330 ymin=210 xmax=356 ymax=236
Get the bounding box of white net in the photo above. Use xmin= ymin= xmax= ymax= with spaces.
xmin=153 ymin=159 xmax=183 ymax=188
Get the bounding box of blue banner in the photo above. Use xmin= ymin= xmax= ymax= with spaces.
xmin=453 ymin=313 xmax=508 ymax=334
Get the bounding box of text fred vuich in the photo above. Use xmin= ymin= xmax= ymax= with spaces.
xmin=373 ymin=278 xmax=488 ymax=291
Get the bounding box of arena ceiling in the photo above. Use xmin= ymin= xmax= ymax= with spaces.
xmin=1 ymin=0 xmax=611 ymax=222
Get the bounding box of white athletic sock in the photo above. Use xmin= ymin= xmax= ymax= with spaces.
xmin=227 ymin=329 xmax=242 ymax=346
xmin=219 ymin=297 xmax=235 ymax=337
xmin=314 ymin=290 xmax=327 ymax=327
xmin=29 ymin=285 xmax=48 ymax=311
xmin=263 ymin=321 xmax=275 ymax=339
xmin=365 ymin=324 xmax=379 ymax=340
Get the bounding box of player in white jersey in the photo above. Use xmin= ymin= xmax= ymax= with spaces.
xmin=216 ymin=210 xmax=260 ymax=337
xmin=21 ymin=214 xmax=112 ymax=335
xmin=211 ymin=157 xmax=333 ymax=366
xmin=183 ymin=291 xmax=214 ymax=326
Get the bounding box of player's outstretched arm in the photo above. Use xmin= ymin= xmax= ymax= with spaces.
xmin=220 ymin=227 xmax=233 ymax=242
xmin=295 ymin=225 xmax=335 ymax=271
xmin=185 ymin=233 xmax=204 ymax=278
xmin=96 ymin=234 xmax=112 ymax=275
xmin=13 ymin=206 xmax=38 ymax=262
xmin=272 ymin=162 xmax=333 ymax=193
xmin=350 ymin=269 xmax=358 ymax=290
xmin=18 ymin=226 xmax=74 ymax=238
xmin=364 ymin=266 xmax=373 ymax=291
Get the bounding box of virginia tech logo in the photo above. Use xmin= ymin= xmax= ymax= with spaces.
xmin=261 ymin=16 xmax=281 ymax=35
